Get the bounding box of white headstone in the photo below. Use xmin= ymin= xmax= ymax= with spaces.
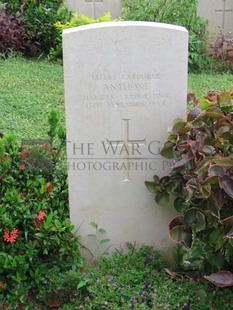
xmin=197 ymin=0 xmax=233 ymax=39
xmin=63 ymin=22 xmax=188 ymax=258
xmin=67 ymin=0 xmax=121 ymax=19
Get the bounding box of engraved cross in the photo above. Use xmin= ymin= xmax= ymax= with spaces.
xmin=215 ymin=0 xmax=233 ymax=30
xmin=85 ymin=0 xmax=103 ymax=19
xmin=106 ymin=119 xmax=146 ymax=182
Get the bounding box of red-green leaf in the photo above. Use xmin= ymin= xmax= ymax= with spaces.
xmin=169 ymin=225 xmax=192 ymax=248
xmin=199 ymin=182 xmax=211 ymax=198
xmin=202 ymin=145 xmax=215 ymax=155
xmin=169 ymin=216 xmax=185 ymax=230
xmin=220 ymin=216 xmax=233 ymax=226
xmin=219 ymin=175 xmax=233 ymax=198
xmin=184 ymin=208 xmax=198 ymax=225
xmin=218 ymin=92 xmax=232 ymax=109
xmin=224 ymin=228 xmax=233 ymax=239
xmin=208 ymin=165 xmax=225 ymax=177
xmin=204 ymin=271 xmax=233 ymax=287
xmin=205 ymin=112 xmax=224 ymax=119
xmin=169 ymin=118 xmax=191 ymax=135
xmin=187 ymin=108 xmax=201 ymax=121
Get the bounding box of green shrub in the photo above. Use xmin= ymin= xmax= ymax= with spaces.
xmin=145 ymin=87 xmax=233 ymax=285
xmin=0 ymin=111 xmax=81 ymax=308
xmin=0 ymin=3 xmax=29 ymax=56
xmin=122 ymin=0 xmax=210 ymax=72
xmin=4 ymin=0 xmax=70 ymax=56
xmin=49 ymin=12 xmax=113 ymax=61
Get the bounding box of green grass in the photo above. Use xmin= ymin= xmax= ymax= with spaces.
xmin=0 ymin=56 xmax=233 ymax=140
xmin=188 ymin=73 xmax=233 ymax=98
xmin=0 ymin=56 xmax=64 ymax=140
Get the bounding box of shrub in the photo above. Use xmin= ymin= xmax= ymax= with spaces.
xmin=0 ymin=3 xmax=29 ymax=55
xmin=0 ymin=111 xmax=81 ymax=307
xmin=5 ymin=0 xmax=70 ymax=56
xmin=122 ymin=0 xmax=210 ymax=72
xmin=145 ymin=87 xmax=233 ymax=286
xmin=49 ymin=12 xmax=113 ymax=61
xmin=211 ymin=30 xmax=233 ymax=74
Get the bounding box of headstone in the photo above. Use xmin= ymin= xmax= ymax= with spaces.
xmin=197 ymin=0 xmax=233 ymax=40
xmin=67 ymin=0 xmax=121 ymax=19
xmin=63 ymin=22 xmax=188 ymax=258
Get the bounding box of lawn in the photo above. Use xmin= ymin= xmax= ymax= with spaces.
xmin=0 ymin=56 xmax=233 ymax=140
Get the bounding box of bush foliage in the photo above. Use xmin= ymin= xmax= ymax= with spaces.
xmin=0 ymin=111 xmax=81 ymax=307
xmin=4 ymin=0 xmax=70 ymax=55
xmin=0 ymin=3 xmax=29 ymax=55
xmin=49 ymin=12 xmax=113 ymax=61
xmin=146 ymin=87 xmax=233 ymax=287
xmin=122 ymin=0 xmax=209 ymax=72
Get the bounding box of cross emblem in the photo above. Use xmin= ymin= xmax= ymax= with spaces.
xmin=106 ymin=119 xmax=146 ymax=182
xmin=215 ymin=0 xmax=233 ymax=30
xmin=85 ymin=0 xmax=103 ymax=19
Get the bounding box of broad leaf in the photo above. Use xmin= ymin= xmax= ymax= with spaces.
xmin=204 ymin=271 xmax=233 ymax=287
xmin=169 ymin=118 xmax=191 ymax=135
xmin=195 ymin=211 xmax=206 ymax=232
xmin=205 ymin=112 xmax=224 ymax=119
xmin=218 ymin=92 xmax=232 ymax=109
xmin=199 ymin=98 xmax=212 ymax=110
xmin=172 ymin=154 xmax=190 ymax=169
xmin=100 ymin=238 xmax=110 ymax=244
xmin=187 ymin=107 xmax=201 ymax=121
xmin=224 ymin=228 xmax=233 ymax=239
xmin=220 ymin=216 xmax=233 ymax=226
xmin=219 ymin=175 xmax=233 ymax=198
xmin=184 ymin=208 xmax=198 ymax=225
xmin=155 ymin=191 xmax=170 ymax=207
xmin=145 ymin=181 xmax=158 ymax=194
xmin=160 ymin=141 xmax=176 ymax=159
xmin=169 ymin=226 xmax=192 ymax=248
xmin=208 ymin=165 xmax=225 ymax=177
xmin=199 ymin=182 xmax=211 ymax=198
xmin=174 ymin=197 xmax=190 ymax=213
xmin=169 ymin=216 xmax=185 ymax=230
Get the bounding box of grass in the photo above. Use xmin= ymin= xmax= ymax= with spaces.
xmin=0 ymin=55 xmax=64 ymax=140
xmin=0 ymin=56 xmax=233 ymax=140
xmin=188 ymin=72 xmax=233 ymax=98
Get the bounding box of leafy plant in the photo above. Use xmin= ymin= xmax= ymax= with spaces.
xmin=4 ymin=0 xmax=70 ymax=56
xmin=0 ymin=3 xmax=29 ymax=56
xmin=33 ymin=268 xmax=88 ymax=308
xmin=49 ymin=12 xmax=113 ymax=61
xmin=145 ymin=87 xmax=233 ymax=287
xmin=214 ymin=29 xmax=233 ymax=62
xmin=211 ymin=28 xmax=233 ymax=73
xmin=59 ymin=244 xmax=225 ymax=309
xmin=122 ymin=0 xmax=210 ymax=72
xmin=0 ymin=111 xmax=81 ymax=307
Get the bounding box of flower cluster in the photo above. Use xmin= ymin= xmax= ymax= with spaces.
xmin=34 ymin=210 xmax=46 ymax=230
xmin=3 ymin=228 xmax=19 ymax=243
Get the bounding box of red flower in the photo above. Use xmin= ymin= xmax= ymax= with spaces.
xmin=36 ymin=211 xmax=45 ymax=221
xmin=3 ymin=228 xmax=19 ymax=243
